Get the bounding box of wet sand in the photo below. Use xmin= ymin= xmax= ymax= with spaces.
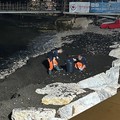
xmin=0 ymin=25 xmax=120 ymax=120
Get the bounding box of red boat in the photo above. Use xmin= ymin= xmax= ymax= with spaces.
xmin=100 ymin=19 xmax=120 ymax=29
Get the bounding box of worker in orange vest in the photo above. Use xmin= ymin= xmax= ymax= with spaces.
xmin=75 ymin=55 xmax=86 ymax=72
xmin=47 ymin=48 xmax=63 ymax=75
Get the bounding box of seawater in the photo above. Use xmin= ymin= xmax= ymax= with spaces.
xmin=0 ymin=16 xmax=76 ymax=79
xmin=0 ymin=15 xmax=117 ymax=80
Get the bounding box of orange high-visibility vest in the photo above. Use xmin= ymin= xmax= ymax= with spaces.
xmin=48 ymin=58 xmax=58 ymax=70
xmin=75 ymin=62 xmax=83 ymax=69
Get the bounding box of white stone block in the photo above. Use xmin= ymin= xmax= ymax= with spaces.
xmin=11 ymin=108 xmax=56 ymax=120
xmin=109 ymin=47 xmax=120 ymax=58
xmin=57 ymin=84 xmax=119 ymax=119
xmin=105 ymin=66 xmax=119 ymax=85
xmin=96 ymin=85 xmax=119 ymax=101
xmin=103 ymin=86 xmax=119 ymax=95
xmin=57 ymin=92 xmax=101 ymax=119
xmin=112 ymin=59 xmax=120 ymax=67
xmin=78 ymin=72 xmax=111 ymax=89
xmin=78 ymin=66 xmax=119 ymax=90
xmin=36 ymin=83 xmax=85 ymax=105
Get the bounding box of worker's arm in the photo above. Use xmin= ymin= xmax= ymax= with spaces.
xmin=53 ymin=50 xmax=59 ymax=59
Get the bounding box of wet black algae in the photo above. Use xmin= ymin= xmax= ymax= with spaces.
xmin=45 ymin=32 xmax=119 ymax=84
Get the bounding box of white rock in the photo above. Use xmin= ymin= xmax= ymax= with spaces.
xmin=57 ymin=84 xmax=119 ymax=119
xmin=57 ymin=92 xmax=101 ymax=119
xmin=78 ymin=72 xmax=110 ymax=89
xmin=42 ymin=95 xmax=74 ymax=105
xmin=78 ymin=67 xmax=119 ymax=90
xmin=112 ymin=59 xmax=120 ymax=67
xmin=105 ymin=66 xmax=119 ymax=85
xmin=11 ymin=108 xmax=56 ymax=120
xmin=109 ymin=44 xmax=120 ymax=48
xmin=109 ymin=47 xmax=120 ymax=58
xmin=96 ymin=86 xmax=119 ymax=101
xmin=36 ymin=83 xmax=85 ymax=105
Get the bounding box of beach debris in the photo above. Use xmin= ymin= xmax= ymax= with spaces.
xmin=11 ymin=108 xmax=56 ymax=120
xmin=35 ymin=83 xmax=85 ymax=105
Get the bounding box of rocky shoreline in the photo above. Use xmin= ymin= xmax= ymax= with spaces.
xmin=0 ymin=24 xmax=120 ymax=120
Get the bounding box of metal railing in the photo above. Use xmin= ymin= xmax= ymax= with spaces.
xmin=0 ymin=2 xmax=28 ymax=11
xmin=0 ymin=1 xmax=62 ymax=11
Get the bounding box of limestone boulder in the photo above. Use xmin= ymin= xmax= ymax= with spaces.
xmin=57 ymin=92 xmax=101 ymax=119
xmin=78 ymin=72 xmax=110 ymax=89
xmin=109 ymin=47 xmax=120 ymax=58
xmin=11 ymin=108 xmax=56 ymax=120
xmin=78 ymin=67 xmax=119 ymax=90
xmin=96 ymin=86 xmax=118 ymax=101
xmin=112 ymin=59 xmax=120 ymax=67
xmin=36 ymin=83 xmax=85 ymax=105
xmin=105 ymin=66 xmax=119 ymax=85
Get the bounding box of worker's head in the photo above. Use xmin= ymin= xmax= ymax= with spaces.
xmin=77 ymin=55 xmax=82 ymax=60
xmin=58 ymin=48 xmax=63 ymax=54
